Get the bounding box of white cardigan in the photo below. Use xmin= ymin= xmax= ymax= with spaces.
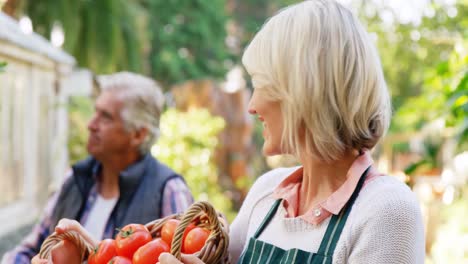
xmin=229 ymin=167 xmax=425 ymax=263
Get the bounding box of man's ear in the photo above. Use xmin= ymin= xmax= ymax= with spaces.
xmin=131 ymin=127 xmax=149 ymax=148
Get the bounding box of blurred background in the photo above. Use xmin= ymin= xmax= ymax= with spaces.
xmin=0 ymin=0 xmax=466 ymax=263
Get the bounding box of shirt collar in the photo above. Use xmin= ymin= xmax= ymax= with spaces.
xmin=320 ymin=151 xmax=373 ymax=214
xmin=273 ymin=150 xmax=375 ymax=223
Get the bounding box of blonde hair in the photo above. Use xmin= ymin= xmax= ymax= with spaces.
xmin=242 ymin=0 xmax=391 ymax=162
xmin=96 ymin=72 xmax=165 ymax=154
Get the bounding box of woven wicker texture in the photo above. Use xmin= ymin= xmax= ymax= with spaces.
xmin=146 ymin=201 xmax=230 ymax=264
xmin=38 ymin=230 xmax=94 ymax=262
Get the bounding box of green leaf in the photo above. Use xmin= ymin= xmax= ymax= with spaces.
xmin=404 ymin=159 xmax=430 ymax=176
xmin=453 ymin=95 xmax=468 ymax=108
xmin=436 ymin=61 xmax=449 ymax=75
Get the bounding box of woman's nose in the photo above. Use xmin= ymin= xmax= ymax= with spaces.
xmin=247 ymin=98 xmax=257 ymax=115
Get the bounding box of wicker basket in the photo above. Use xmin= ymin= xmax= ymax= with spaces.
xmin=38 ymin=230 xmax=94 ymax=262
xmin=39 ymin=201 xmax=230 ymax=264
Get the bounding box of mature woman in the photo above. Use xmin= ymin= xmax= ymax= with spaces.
xmin=160 ymin=0 xmax=424 ymax=263
xmin=34 ymin=1 xmax=424 ymax=263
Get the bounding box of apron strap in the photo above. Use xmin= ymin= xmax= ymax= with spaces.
xmin=317 ymin=166 xmax=371 ymax=257
xmin=253 ymin=199 xmax=282 ymax=238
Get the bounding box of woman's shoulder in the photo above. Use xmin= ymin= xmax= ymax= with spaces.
xmin=354 ymin=175 xmax=422 ymax=220
xmin=344 ymin=175 xmax=425 ymax=263
xmin=362 ymin=175 xmax=417 ymax=200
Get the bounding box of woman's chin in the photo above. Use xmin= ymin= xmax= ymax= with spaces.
xmin=262 ymin=144 xmax=281 ymax=156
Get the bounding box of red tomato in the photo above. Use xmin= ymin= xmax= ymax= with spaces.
xmin=107 ymin=256 xmax=132 ymax=264
xmin=115 ymin=224 xmax=152 ymax=259
xmin=161 ymin=219 xmax=196 ymax=247
xmin=161 ymin=219 xmax=179 ymax=245
xmin=133 ymin=238 xmax=169 ymax=264
xmin=88 ymin=239 xmax=117 ymax=264
xmin=182 ymin=227 xmax=210 ymax=254
xmin=183 ymin=223 xmax=197 ymax=243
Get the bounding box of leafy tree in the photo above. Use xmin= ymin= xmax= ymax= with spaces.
xmin=394 ymin=41 xmax=468 ymax=153
xmin=7 ymin=0 xmax=232 ymax=86
xmin=147 ymin=0 xmax=230 ymax=87
xmin=360 ymin=0 xmax=467 ymax=114
xmin=18 ymin=0 xmax=143 ymax=73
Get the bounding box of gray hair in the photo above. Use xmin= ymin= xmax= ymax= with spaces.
xmin=96 ymin=72 xmax=165 ymax=154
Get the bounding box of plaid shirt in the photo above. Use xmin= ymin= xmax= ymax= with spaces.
xmin=2 ymin=169 xmax=193 ymax=264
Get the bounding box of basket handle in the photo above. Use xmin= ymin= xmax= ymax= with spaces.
xmin=170 ymin=201 xmax=229 ymax=263
xmin=38 ymin=230 xmax=94 ymax=262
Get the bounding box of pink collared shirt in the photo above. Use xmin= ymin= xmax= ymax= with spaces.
xmin=273 ymin=150 xmax=381 ymax=225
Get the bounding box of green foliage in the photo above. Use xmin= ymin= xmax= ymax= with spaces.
xmin=152 ymin=109 xmax=236 ymax=220
xmin=394 ymin=41 xmax=468 ymax=152
xmin=230 ymin=0 xmax=301 ymax=46
xmin=392 ymin=142 xmax=411 ymax=153
xmin=18 ymin=0 xmax=232 ymax=86
xmin=445 ymin=57 xmax=468 ymax=151
xmin=362 ymin=1 xmax=467 ymax=113
xmin=230 ymin=0 xmax=272 ymax=48
xmin=147 ymin=0 xmax=230 ymax=87
xmin=404 ymin=137 xmax=442 ymax=175
xmin=67 ymin=96 xmax=94 ymax=164
xmin=21 ymin=0 xmax=143 ymax=73
xmin=396 ymin=39 xmax=467 ymax=173
xmin=0 ymin=61 xmax=6 ymax=72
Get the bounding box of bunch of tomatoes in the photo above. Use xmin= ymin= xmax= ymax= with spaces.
xmin=88 ymin=220 xmax=210 ymax=264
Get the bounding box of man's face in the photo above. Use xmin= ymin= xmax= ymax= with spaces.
xmin=86 ymin=91 xmax=135 ymax=160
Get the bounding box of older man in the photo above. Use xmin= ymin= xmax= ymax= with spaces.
xmin=2 ymin=72 xmax=193 ymax=264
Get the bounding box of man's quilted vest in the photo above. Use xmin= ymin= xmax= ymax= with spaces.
xmin=49 ymin=154 xmax=183 ymax=237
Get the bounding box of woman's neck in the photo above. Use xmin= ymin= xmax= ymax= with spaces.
xmin=298 ymin=150 xmax=359 ymax=215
